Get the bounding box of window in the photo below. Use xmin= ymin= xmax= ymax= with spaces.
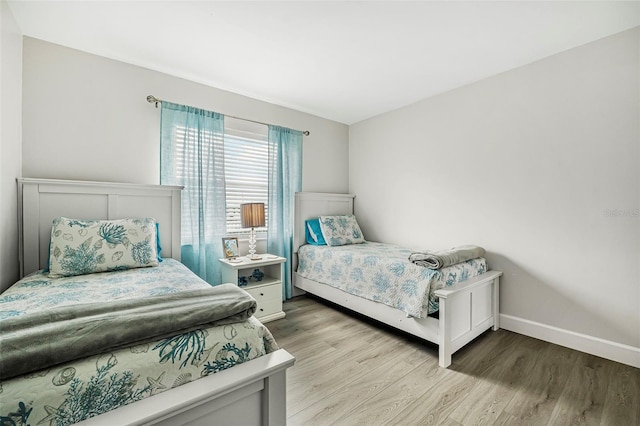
xmin=170 ymin=117 xmax=269 ymax=240
xmin=223 ymin=118 xmax=269 ymax=235
xmin=171 ymin=123 xmax=225 ymax=245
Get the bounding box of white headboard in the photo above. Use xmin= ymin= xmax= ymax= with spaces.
xmin=18 ymin=178 xmax=183 ymax=277
xmin=293 ymin=192 xmax=355 ymax=253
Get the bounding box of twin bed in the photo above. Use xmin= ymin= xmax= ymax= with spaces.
xmin=1 ymin=178 xmax=294 ymax=426
xmin=293 ymin=192 xmax=502 ymax=368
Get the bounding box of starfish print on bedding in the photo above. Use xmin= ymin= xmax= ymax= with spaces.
xmin=37 ymin=404 xmax=59 ymax=425
xmin=147 ymin=372 xmax=167 ymax=395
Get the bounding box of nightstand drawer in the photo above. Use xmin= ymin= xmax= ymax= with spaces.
xmin=245 ymin=283 xmax=281 ymax=301
xmin=255 ymin=297 xmax=282 ymax=318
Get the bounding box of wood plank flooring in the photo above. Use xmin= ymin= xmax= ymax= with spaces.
xmin=267 ymin=295 xmax=640 ymax=426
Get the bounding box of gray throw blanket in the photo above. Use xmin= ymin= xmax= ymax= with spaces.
xmin=409 ymin=245 xmax=486 ymax=269
xmin=0 ymin=284 xmax=256 ymax=381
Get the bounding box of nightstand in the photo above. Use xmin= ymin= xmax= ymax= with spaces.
xmin=219 ymin=255 xmax=286 ymax=323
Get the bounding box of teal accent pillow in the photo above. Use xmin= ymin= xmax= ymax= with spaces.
xmin=305 ymin=219 xmax=326 ymax=245
xmin=155 ymin=222 xmax=163 ymax=262
xmin=318 ymin=215 xmax=365 ymax=246
xmin=48 ymin=217 xmax=159 ymax=277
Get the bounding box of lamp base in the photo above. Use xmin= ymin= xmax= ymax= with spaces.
xmin=247 ymin=227 xmax=261 ymax=260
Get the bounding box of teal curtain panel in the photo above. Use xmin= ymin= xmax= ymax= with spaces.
xmin=267 ymin=125 xmax=303 ymax=300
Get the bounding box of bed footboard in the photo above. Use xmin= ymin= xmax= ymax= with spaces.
xmin=434 ymin=270 xmax=502 ymax=368
xmin=79 ymin=349 xmax=295 ymax=426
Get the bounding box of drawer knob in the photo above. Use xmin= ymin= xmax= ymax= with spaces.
xmin=260 ymin=293 xmax=264 ymax=296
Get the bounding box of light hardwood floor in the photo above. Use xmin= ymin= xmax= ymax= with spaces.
xmin=268 ymin=295 xmax=639 ymax=426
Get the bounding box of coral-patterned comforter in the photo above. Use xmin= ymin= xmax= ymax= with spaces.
xmin=297 ymin=242 xmax=487 ymax=318
xmin=0 ymin=259 xmax=278 ymax=426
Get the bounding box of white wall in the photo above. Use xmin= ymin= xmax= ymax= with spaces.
xmin=22 ymin=37 xmax=349 ymax=193
xmin=0 ymin=0 xmax=22 ymax=291
xmin=350 ymin=28 xmax=639 ymax=364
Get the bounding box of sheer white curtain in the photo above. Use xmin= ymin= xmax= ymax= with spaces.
xmin=160 ymin=102 xmax=226 ymax=285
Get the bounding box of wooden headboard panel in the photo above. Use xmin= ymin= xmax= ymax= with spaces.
xmin=18 ymin=178 xmax=183 ymax=277
xmin=293 ymin=192 xmax=355 ymax=253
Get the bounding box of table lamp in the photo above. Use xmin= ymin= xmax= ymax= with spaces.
xmin=240 ymin=203 xmax=265 ymax=260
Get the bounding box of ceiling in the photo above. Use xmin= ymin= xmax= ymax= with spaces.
xmin=7 ymin=1 xmax=640 ymax=124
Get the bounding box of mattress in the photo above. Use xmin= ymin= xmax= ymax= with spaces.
xmin=0 ymin=259 xmax=278 ymax=426
xmin=296 ymin=242 xmax=487 ymax=318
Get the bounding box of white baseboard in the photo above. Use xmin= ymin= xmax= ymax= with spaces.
xmin=500 ymin=314 xmax=640 ymax=368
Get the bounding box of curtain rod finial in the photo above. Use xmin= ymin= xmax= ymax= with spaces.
xmin=146 ymin=95 xmax=159 ymax=108
xmin=303 ymin=130 xmax=310 ymax=136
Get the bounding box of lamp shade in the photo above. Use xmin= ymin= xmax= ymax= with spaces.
xmin=240 ymin=203 xmax=265 ymax=228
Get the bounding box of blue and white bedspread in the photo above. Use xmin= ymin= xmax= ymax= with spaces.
xmin=0 ymin=259 xmax=278 ymax=426
xmin=297 ymin=242 xmax=487 ymax=318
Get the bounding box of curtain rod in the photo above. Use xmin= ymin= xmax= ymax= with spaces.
xmin=146 ymin=95 xmax=310 ymax=136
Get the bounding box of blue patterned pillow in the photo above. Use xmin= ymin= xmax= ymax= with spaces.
xmin=318 ymin=215 xmax=365 ymax=246
xmin=48 ymin=217 xmax=159 ymax=277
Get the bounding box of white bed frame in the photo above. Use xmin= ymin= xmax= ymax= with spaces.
xmin=17 ymin=178 xmax=295 ymax=426
xmin=293 ymin=192 xmax=502 ymax=368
